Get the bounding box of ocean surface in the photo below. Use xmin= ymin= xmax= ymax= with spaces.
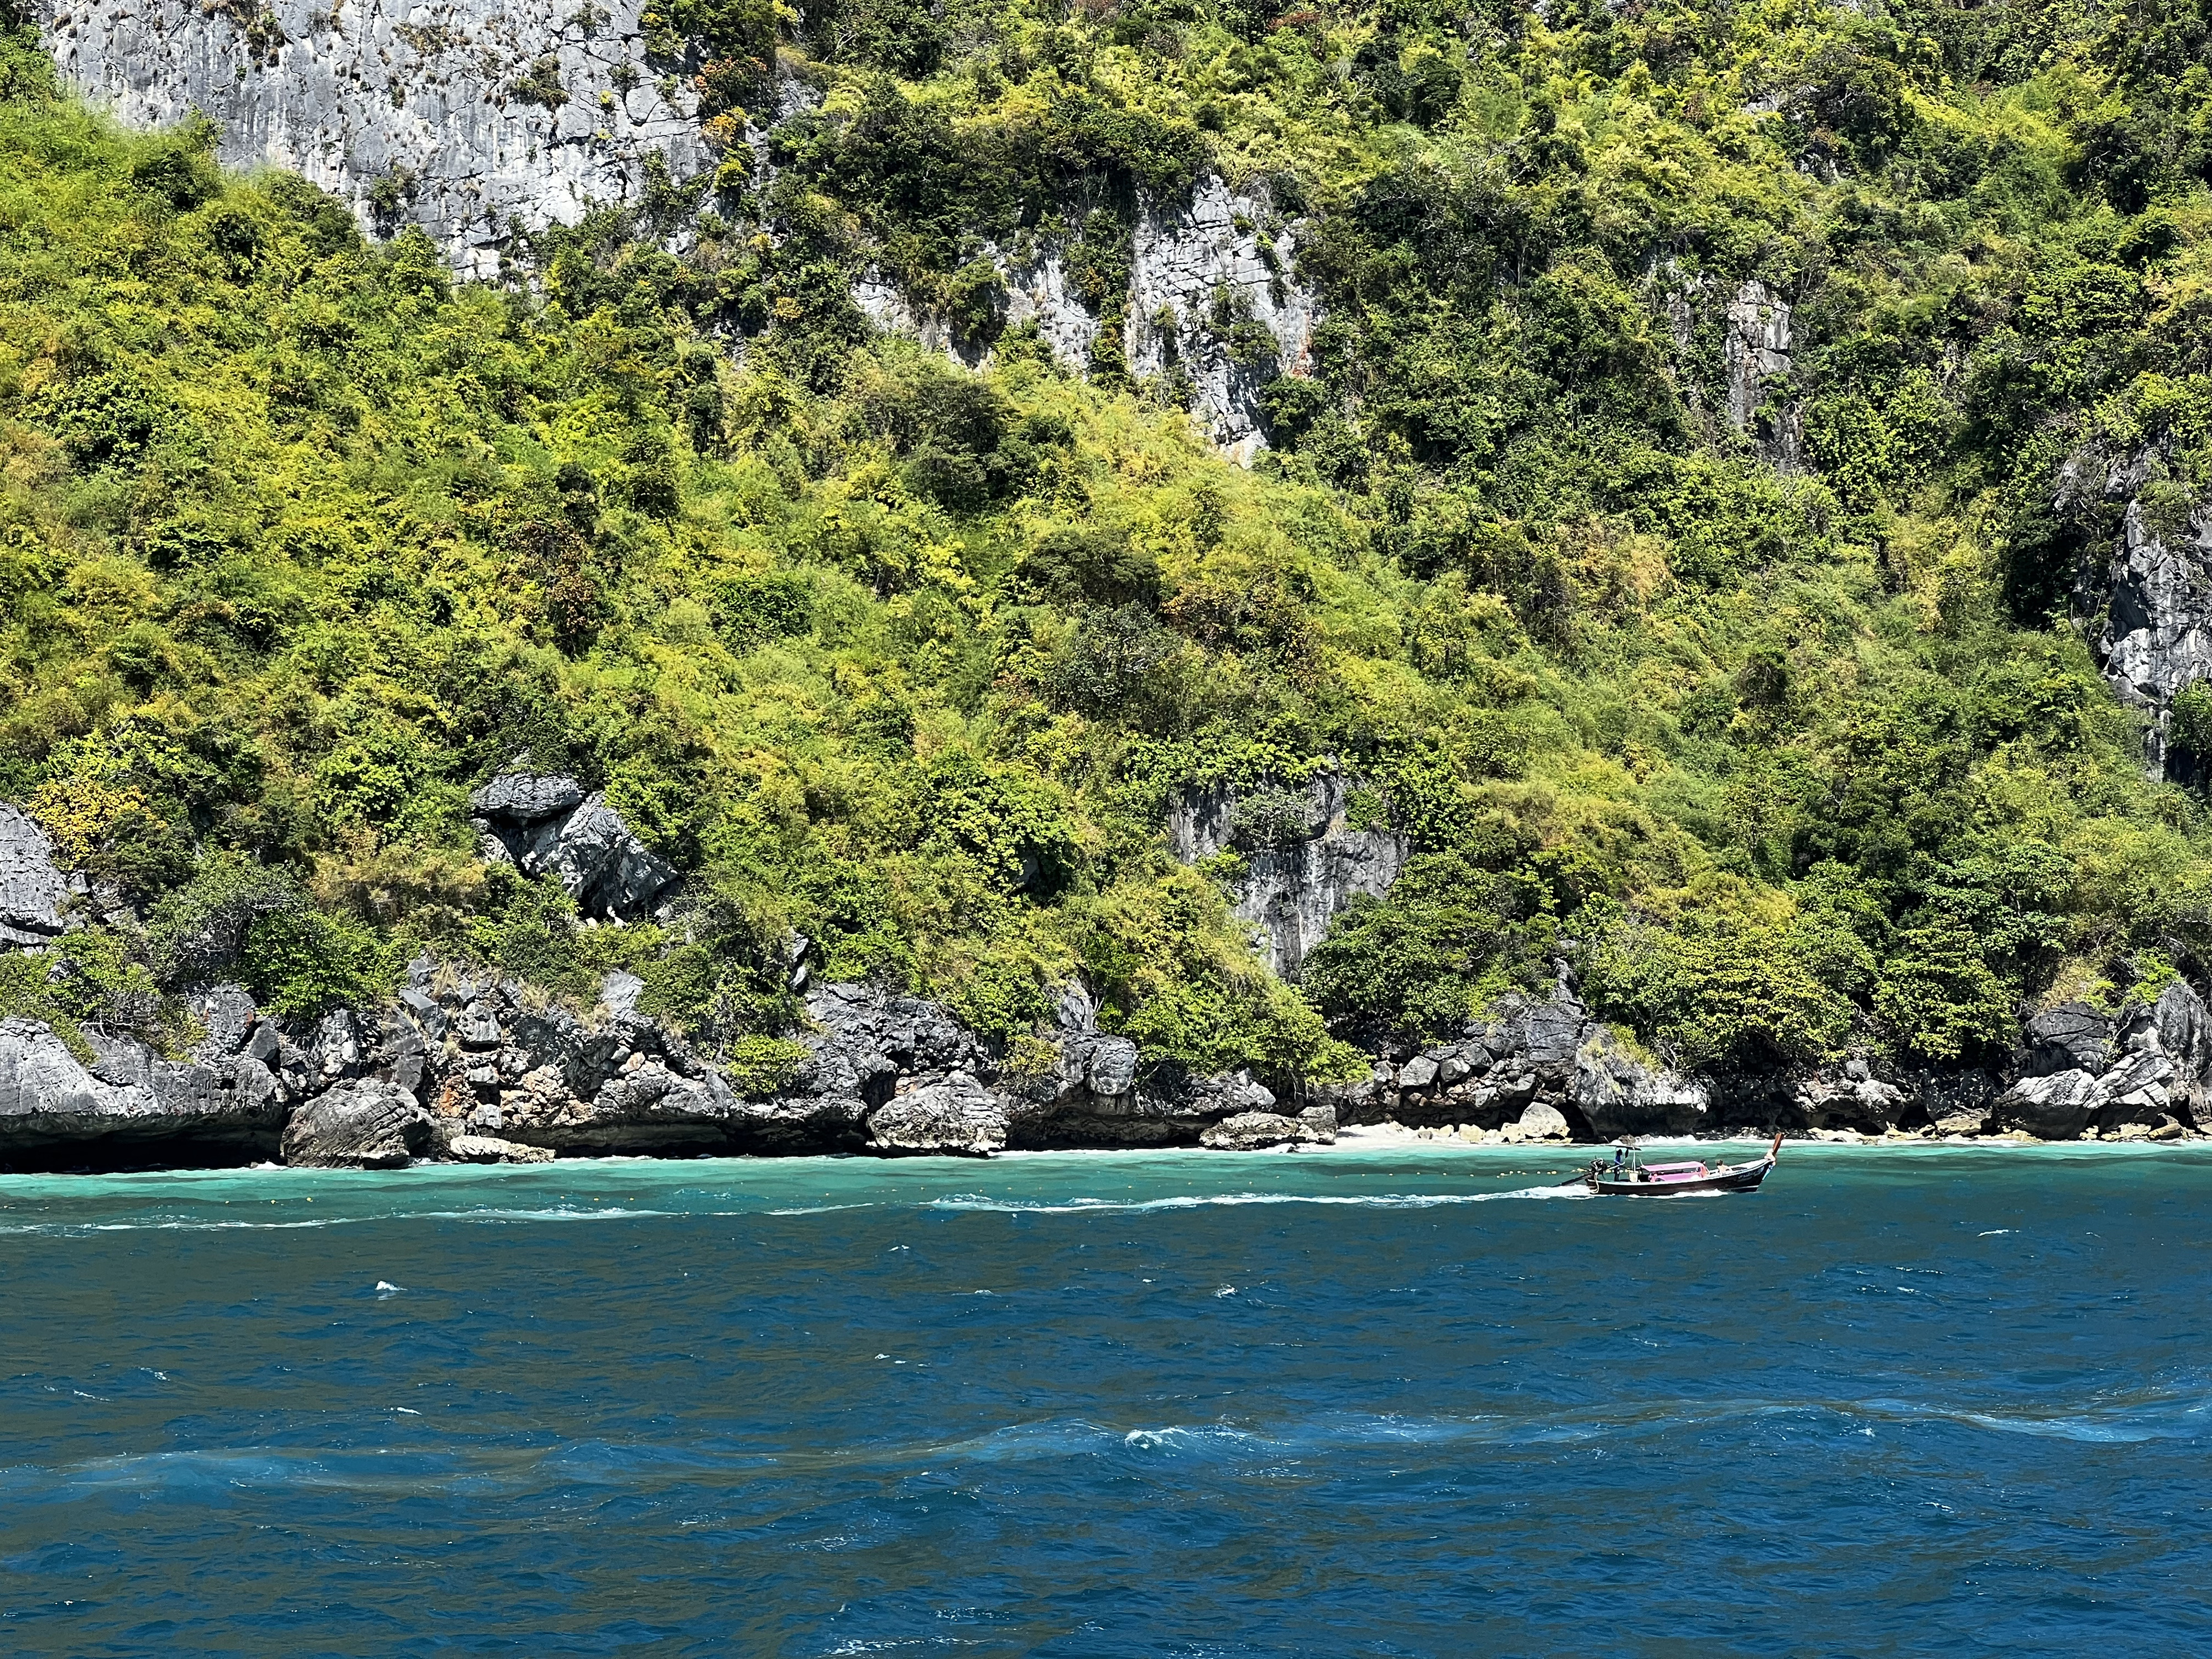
xmin=2 ymin=1140 xmax=2208 ymax=1656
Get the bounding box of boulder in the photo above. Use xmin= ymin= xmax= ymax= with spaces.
xmin=469 ymin=773 xmax=587 ymax=823
xmin=447 ymin=1134 xmax=556 ymax=1165
xmin=1931 ymin=1101 xmax=1992 ymax=1136
xmin=281 ymin=1078 xmax=440 ymax=1168
xmin=0 ymin=804 xmax=68 ymax=947
xmin=1200 ymin=1110 xmax=1322 ymax=1150
xmin=1398 ymin=1055 xmax=1439 ymax=1091
xmin=866 ymin=1072 xmax=1006 ymax=1156
xmin=1517 ymin=1102 xmax=1571 ymax=1141
xmin=1994 ymin=1069 xmax=2099 ymax=1140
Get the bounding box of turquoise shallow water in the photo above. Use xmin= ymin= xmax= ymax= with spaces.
xmin=2 ymin=1141 xmax=2208 ymax=1656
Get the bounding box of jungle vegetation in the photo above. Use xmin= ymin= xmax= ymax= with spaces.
xmin=0 ymin=0 xmax=2208 ymax=1082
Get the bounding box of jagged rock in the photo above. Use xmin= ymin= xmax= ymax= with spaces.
xmin=469 ymin=774 xmax=587 ymax=822
xmin=1086 ymin=1036 xmax=1140 ymax=1100
xmin=0 ymin=1017 xmax=287 ymax=1166
xmin=866 ymin=1072 xmax=1006 ymax=1156
xmin=1994 ymin=1069 xmax=2100 ymax=1139
xmin=2094 ymin=1047 xmax=2174 ymax=1129
xmin=35 ymin=0 xmax=711 ymax=280
xmin=859 ymin=175 xmax=1321 ymax=462
xmin=1201 ymin=1110 xmax=1322 ymax=1150
xmin=545 ymin=794 xmax=679 ymax=920
xmin=186 ymin=983 xmax=259 ymax=1064
xmin=2080 ymin=471 xmax=2212 ymax=777
xmin=2154 ymin=980 xmax=2212 ymax=1118
xmin=447 ymin=1134 xmax=555 ymax=1165
xmin=0 ymin=804 xmax=68 ymax=947
xmin=2021 ymin=1003 xmax=2112 ymax=1076
xmin=600 ymin=969 xmax=646 ymax=1018
xmin=1297 ymin=1103 xmax=1338 ymax=1141
xmin=1725 ymin=278 xmax=1794 ymax=446
xmin=281 ymin=1078 xmax=440 ymax=1168
xmin=1571 ymin=1027 xmax=1711 ymax=1140
xmin=469 ymin=774 xmax=676 ymax=921
xmin=1398 ymin=1055 xmax=1439 ymax=1091
xmin=1166 ymin=773 xmax=1405 ymax=978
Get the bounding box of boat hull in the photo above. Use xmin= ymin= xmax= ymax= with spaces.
xmin=1585 ymin=1159 xmax=1774 ymax=1197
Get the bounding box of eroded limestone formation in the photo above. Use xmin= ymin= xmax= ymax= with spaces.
xmin=2073 ymin=447 xmax=2212 ymax=779
xmin=1166 ymin=773 xmax=1406 ymax=980
xmin=34 ymin=0 xmax=709 ymax=278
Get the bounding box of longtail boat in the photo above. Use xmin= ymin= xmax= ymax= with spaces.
xmin=1582 ymin=1134 xmax=1781 ymax=1197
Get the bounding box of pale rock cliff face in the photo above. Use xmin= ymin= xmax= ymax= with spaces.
xmin=858 ymin=177 xmax=1323 ymax=463
xmin=1724 ymin=278 xmax=1793 ymax=437
xmin=1166 ymin=772 xmax=1406 ymax=980
xmin=2085 ymin=485 xmax=2212 ymax=779
xmin=1659 ymin=269 xmax=1799 ymax=465
xmin=34 ymin=0 xmax=708 ymax=278
xmin=0 ymin=806 xmax=69 ymax=948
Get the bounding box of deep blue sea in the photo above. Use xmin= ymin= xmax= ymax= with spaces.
xmin=2 ymin=1141 xmax=2208 ymax=1656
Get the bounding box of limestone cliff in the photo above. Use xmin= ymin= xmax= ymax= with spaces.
xmin=2074 ymin=451 xmax=2212 ymax=779
xmin=1166 ymin=773 xmax=1406 ymax=980
xmin=856 ymin=174 xmax=1322 ymax=462
xmin=35 ymin=0 xmax=708 ymax=277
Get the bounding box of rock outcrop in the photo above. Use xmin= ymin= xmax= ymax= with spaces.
xmin=1725 ymin=278 xmax=1796 ymax=452
xmin=1200 ymin=1109 xmax=1329 ymax=1151
xmin=0 ymin=1011 xmax=290 ymax=1168
xmin=855 ymin=175 xmax=1321 ymax=462
xmin=281 ymin=1077 xmax=441 ymax=1168
xmin=469 ymin=773 xmax=676 ymax=921
xmin=1327 ymin=989 xmax=1709 ymax=1142
xmin=0 ymin=806 xmax=69 ymax=948
xmin=35 ymin=0 xmax=709 ymax=279
xmin=6 ymin=940 xmax=2210 ymax=1167
xmin=2081 ymin=472 xmax=2212 ymax=779
xmin=865 ymin=1072 xmax=1006 ymax=1156
xmin=1167 ymin=773 xmax=1406 ymax=979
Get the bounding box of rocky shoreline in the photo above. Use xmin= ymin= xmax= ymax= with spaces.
xmin=5 ymin=951 xmax=2206 ymax=1171
xmin=7 ymin=768 xmax=2211 ymax=1171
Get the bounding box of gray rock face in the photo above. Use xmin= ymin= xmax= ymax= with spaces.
xmin=866 ymin=1072 xmax=1006 ymax=1156
xmin=1570 ymin=1026 xmax=1711 ymax=1140
xmin=447 ymin=1133 xmax=555 ymax=1164
xmin=858 ymin=175 xmax=1321 ymax=463
xmin=2020 ymin=1002 xmax=2114 ymax=1075
xmin=469 ymin=773 xmax=676 ymax=921
xmin=0 ymin=1015 xmax=293 ymax=1166
xmin=282 ymin=1077 xmax=440 ymax=1168
xmin=1995 ymin=1069 xmax=2101 ymax=1140
xmin=1166 ymin=773 xmax=1406 ymax=979
xmin=1200 ymin=1110 xmax=1323 ymax=1150
xmin=1725 ymin=278 xmax=1794 ymax=442
xmin=0 ymin=805 xmax=69 ymax=948
xmin=35 ymin=0 xmax=709 ymax=279
xmin=2089 ymin=491 xmax=2212 ymax=778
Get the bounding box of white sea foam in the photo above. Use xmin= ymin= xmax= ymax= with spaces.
xmin=924 ymin=1185 xmax=1588 ymax=1214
